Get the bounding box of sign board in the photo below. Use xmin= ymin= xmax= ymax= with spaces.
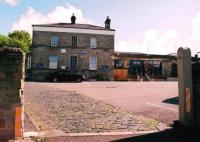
xmin=61 ymin=49 xmax=66 ymax=53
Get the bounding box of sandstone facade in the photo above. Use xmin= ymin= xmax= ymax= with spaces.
xmin=31 ymin=25 xmax=115 ymax=81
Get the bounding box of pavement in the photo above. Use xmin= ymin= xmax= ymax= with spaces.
xmin=18 ymin=128 xmax=200 ymax=142
xmin=41 ymin=128 xmax=200 ymax=142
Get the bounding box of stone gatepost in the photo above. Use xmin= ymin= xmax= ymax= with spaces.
xmin=177 ymin=47 xmax=194 ymax=126
xmin=0 ymin=48 xmax=25 ymax=140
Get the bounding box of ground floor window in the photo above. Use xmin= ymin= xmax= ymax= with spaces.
xmin=128 ymin=60 xmax=144 ymax=76
xmin=36 ymin=63 xmax=44 ymax=69
xmin=114 ymin=59 xmax=124 ymax=69
xmin=70 ymin=56 xmax=78 ymax=70
xmin=49 ymin=55 xmax=58 ymax=69
xmin=147 ymin=60 xmax=162 ymax=76
xmin=89 ymin=56 xmax=97 ymax=70
xmin=128 ymin=60 xmax=162 ymax=77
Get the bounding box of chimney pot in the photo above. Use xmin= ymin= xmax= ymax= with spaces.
xmin=105 ymin=16 xmax=111 ymax=29
xmin=71 ymin=13 xmax=76 ymax=24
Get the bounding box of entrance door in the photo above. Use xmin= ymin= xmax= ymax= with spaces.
xmin=70 ymin=56 xmax=77 ymax=70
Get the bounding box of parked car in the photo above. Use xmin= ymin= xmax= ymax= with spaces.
xmin=46 ymin=70 xmax=85 ymax=82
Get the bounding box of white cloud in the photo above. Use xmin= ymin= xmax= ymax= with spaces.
xmin=116 ymin=40 xmax=133 ymax=52
xmin=11 ymin=4 xmax=94 ymax=34
xmin=116 ymin=28 xmax=179 ymax=55
xmin=182 ymin=12 xmax=200 ymax=55
xmin=192 ymin=11 xmax=200 ymax=32
xmin=116 ymin=11 xmax=200 ymax=55
xmin=1 ymin=0 xmax=20 ymax=6
xmin=144 ymin=29 xmax=158 ymax=42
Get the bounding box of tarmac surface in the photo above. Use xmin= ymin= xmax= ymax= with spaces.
xmin=24 ymin=82 xmax=168 ymax=134
xmin=43 ymin=81 xmax=178 ymax=125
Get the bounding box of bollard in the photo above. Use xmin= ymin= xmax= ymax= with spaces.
xmin=177 ymin=47 xmax=194 ymax=126
xmin=0 ymin=48 xmax=25 ymax=141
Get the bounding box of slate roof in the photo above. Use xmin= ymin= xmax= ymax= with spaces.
xmin=32 ymin=23 xmax=115 ymax=31
xmin=114 ymin=52 xmax=177 ymax=60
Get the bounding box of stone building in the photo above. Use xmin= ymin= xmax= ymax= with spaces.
xmin=31 ymin=15 xmax=115 ymax=81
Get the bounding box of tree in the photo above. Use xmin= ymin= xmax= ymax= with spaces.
xmin=0 ymin=34 xmax=9 ymax=48
xmin=0 ymin=31 xmax=32 ymax=71
xmin=8 ymin=30 xmax=31 ymax=54
xmin=8 ymin=38 xmax=29 ymax=53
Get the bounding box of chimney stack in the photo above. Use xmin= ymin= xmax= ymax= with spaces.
xmin=105 ymin=16 xmax=111 ymax=29
xmin=71 ymin=13 xmax=76 ymax=24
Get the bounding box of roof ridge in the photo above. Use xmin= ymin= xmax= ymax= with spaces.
xmin=32 ymin=23 xmax=115 ymax=31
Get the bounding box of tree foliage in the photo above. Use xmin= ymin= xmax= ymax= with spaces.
xmin=0 ymin=30 xmax=31 ymax=54
xmin=0 ymin=35 xmax=9 ymax=48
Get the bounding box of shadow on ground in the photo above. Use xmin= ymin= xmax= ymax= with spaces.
xmin=163 ymin=97 xmax=178 ymax=105
xmin=43 ymin=127 xmax=200 ymax=142
xmin=113 ymin=127 xmax=200 ymax=142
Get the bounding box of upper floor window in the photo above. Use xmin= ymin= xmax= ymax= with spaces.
xmin=90 ymin=37 xmax=97 ymax=48
xmin=51 ymin=35 xmax=58 ymax=46
xmin=72 ymin=36 xmax=78 ymax=47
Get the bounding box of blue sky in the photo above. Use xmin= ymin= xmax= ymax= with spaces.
xmin=1 ymin=0 xmax=200 ymax=55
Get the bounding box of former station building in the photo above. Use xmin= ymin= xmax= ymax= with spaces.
xmin=30 ymin=14 xmax=115 ymax=81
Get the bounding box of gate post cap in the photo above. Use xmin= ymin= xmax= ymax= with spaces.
xmin=0 ymin=48 xmax=24 ymax=59
xmin=177 ymin=47 xmax=191 ymax=54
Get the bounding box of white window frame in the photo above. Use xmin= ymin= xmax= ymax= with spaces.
xmin=90 ymin=37 xmax=97 ymax=48
xmin=49 ymin=55 xmax=58 ymax=69
xmin=51 ymin=35 xmax=58 ymax=46
xmin=89 ymin=56 xmax=97 ymax=70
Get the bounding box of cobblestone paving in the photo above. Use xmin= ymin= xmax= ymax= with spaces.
xmin=24 ymin=83 xmax=168 ymax=133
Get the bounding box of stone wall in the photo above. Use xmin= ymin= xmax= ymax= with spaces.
xmin=0 ymin=48 xmax=25 ymax=141
xmin=31 ymin=31 xmax=114 ymax=81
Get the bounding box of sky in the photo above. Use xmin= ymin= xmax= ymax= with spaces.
xmin=0 ymin=0 xmax=200 ymax=55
